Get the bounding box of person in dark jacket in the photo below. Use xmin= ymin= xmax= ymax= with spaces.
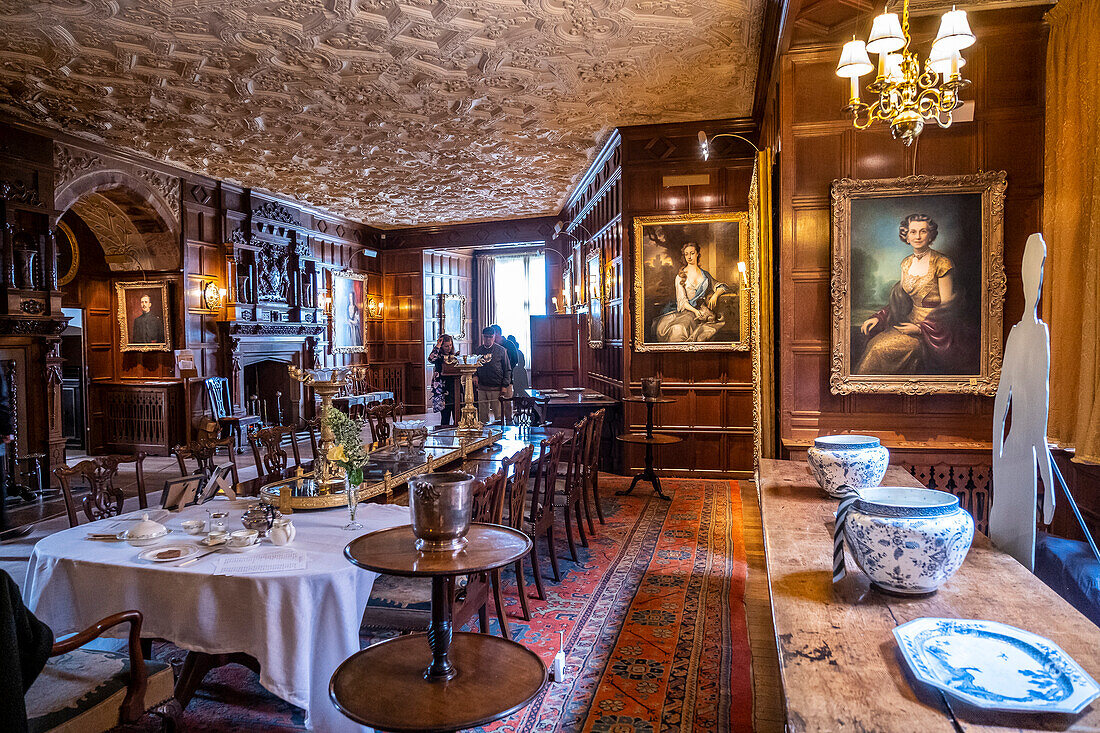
xmin=0 ymin=568 xmax=53 ymax=733
xmin=474 ymin=327 xmax=511 ymax=424
xmin=131 ymin=294 xmax=165 ymax=344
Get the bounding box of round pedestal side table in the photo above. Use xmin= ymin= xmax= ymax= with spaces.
xmin=617 ymin=396 xmax=679 ymax=500
xmin=332 ymin=523 xmax=545 ymax=733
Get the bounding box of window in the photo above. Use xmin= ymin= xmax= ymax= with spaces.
xmin=492 ymin=253 xmax=546 ymax=363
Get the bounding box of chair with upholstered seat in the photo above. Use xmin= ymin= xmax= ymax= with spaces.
xmin=359 ymin=466 xmax=512 ymax=637
xmin=205 ymin=376 xmax=261 ymax=454
xmin=53 ymin=455 xmax=149 ymax=528
xmin=23 ymin=609 xmax=179 ymax=732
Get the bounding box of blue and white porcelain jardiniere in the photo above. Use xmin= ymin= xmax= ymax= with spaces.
xmin=842 ymin=487 xmax=974 ymax=595
xmin=807 ymin=434 xmax=889 ymax=497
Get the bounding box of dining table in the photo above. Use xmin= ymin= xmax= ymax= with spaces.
xmin=22 ymin=498 xmax=412 ymax=732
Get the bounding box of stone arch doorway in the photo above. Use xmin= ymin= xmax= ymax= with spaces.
xmin=55 ymin=169 xmax=182 ymax=455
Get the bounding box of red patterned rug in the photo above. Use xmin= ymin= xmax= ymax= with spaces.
xmin=124 ymin=475 xmax=751 ymax=732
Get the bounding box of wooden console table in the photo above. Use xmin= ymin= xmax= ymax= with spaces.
xmin=758 ymin=458 xmax=1100 ymax=732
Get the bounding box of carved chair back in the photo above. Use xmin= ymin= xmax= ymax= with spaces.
xmin=303 ymin=416 xmax=322 ymax=459
xmin=364 ymin=401 xmax=403 ymax=445
xmin=248 ymin=425 xmax=303 ymax=476
xmin=562 ymin=415 xmax=590 ymax=502
xmin=54 ymin=454 xmax=149 ymax=528
xmin=511 ymin=393 xmax=541 ymax=428
xmin=204 ymin=377 xmax=232 ymax=420
xmin=528 ymin=432 xmax=565 ymax=526
xmin=583 ymin=408 xmax=606 ymax=476
xmin=172 ymin=435 xmax=240 ymax=488
xmin=471 ymin=465 xmax=509 ymax=524
xmin=505 ymin=444 xmax=534 ymax=528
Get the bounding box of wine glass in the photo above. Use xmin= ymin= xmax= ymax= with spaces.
xmin=344 ymin=474 xmax=363 ymax=531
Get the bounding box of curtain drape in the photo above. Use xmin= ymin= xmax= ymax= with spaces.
xmin=1043 ymin=0 xmax=1100 ymax=463
xmin=476 ymin=254 xmax=496 ymax=334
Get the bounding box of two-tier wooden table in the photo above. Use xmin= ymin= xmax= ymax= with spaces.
xmin=616 ymin=396 xmax=679 ymax=500
xmin=331 ymin=524 xmax=546 ymax=732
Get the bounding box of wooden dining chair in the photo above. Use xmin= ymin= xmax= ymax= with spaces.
xmin=205 ymin=376 xmax=260 ymax=454
xmin=172 ymin=435 xmax=240 ymax=487
xmin=54 ymin=454 xmax=149 ymax=528
xmin=359 ymin=467 xmax=512 ymax=638
xmin=501 ymin=444 xmax=535 ymax=620
xmin=364 ymin=401 xmax=402 ymax=445
xmin=248 ymin=425 xmax=303 ymax=476
xmin=556 ymin=415 xmax=590 ymax=563
xmin=524 ymin=432 xmax=566 ymax=595
xmin=583 ymin=408 xmax=608 ymax=528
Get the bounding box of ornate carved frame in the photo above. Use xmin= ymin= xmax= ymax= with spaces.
xmin=632 ymin=212 xmax=751 ymax=352
xmin=55 ymin=220 xmax=79 ymax=287
xmin=327 ymin=269 xmax=368 ymax=355
xmin=829 ymin=171 xmax=1007 ymax=395
xmin=439 ymin=293 xmax=467 ymax=340
xmin=586 ymin=247 xmax=604 ymax=348
xmin=115 ymin=280 xmax=172 ymax=352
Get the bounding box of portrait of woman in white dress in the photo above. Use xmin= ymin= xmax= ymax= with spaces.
xmin=635 ymin=215 xmax=747 ymax=351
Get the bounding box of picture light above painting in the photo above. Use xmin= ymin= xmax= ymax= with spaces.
xmin=829 ymin=171 xmax=1008 ymax=395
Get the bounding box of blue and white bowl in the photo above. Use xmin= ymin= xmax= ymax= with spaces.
xmin=807 ymin=434 xmax=889 ymax=497
xmin=843 ymin=487 xmax=974 ymax=595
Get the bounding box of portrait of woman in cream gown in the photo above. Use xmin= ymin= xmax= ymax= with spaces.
xmin=856 ymin=214 xmax=972 ymax=375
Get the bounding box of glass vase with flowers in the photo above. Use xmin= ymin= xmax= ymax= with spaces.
xmin=323 ymin=406 xmax=370 ymax=530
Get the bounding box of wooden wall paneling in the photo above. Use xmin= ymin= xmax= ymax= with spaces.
xmin=775 ymin=9 xmax=1048 ymax=485
xmin=382 ymin=249 xmax=426 ymax=410
xmin=617 ymin=120 xmax=760 ymax=478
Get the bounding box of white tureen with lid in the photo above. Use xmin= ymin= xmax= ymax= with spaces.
xmin=123 ymin=513 xmax=169 ymax=547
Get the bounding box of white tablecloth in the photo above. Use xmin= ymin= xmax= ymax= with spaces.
xmin=23 ymin=500 xmax=412 ymax=732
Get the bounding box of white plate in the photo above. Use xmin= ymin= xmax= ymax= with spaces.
xmin=224 ymin=542 xmax=260 ymax=553
xmin=139 ymin=544 xmax=199 ymax=563
xmin=894 ymin=618 xmax=1100 ymax=714
xmin=199 ymin=536 xmax=227 ymax=547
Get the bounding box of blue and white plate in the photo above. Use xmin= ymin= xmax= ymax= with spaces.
xmin=894 ymin=618 xmax=1100 ymax=714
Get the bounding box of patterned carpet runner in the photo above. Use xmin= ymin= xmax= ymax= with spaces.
xmin=127 ymin=476 xmax=751 ymax=732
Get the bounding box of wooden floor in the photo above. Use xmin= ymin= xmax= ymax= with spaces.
xmin=740 ymin=478 xmax=785 ymax=732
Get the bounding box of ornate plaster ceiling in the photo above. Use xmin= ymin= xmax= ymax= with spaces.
xmin=0 ymin=0 xmax=764 ymax=226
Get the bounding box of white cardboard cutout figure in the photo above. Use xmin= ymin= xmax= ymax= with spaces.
xmin=989 ymin=233 xmax=1055 ymax=571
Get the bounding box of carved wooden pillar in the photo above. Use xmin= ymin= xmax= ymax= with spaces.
xmin=45 ymin=336 xmax=66 ymax=479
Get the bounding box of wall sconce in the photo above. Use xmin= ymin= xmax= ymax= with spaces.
xmin=552 ymin=296 xmax=558 ymax=311
xmin=319 ymin=291 xmax=332 ymax=313
xmin=367 ymin=297 xmax=384 ymax=319
xmin=202 ymin=281 xmax=224 ymax=310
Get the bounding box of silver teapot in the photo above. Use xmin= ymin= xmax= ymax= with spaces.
xmin=242 ymin=503 xmax=280 ymax=537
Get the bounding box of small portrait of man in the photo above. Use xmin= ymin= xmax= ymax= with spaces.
xmin=118 ymin=282 xmax=171 ymax=351
xmin=132 ymin=294 xmax=165 ymax=344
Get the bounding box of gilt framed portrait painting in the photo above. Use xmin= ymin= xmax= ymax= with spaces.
xmin=586 ymin=248 xmax=603 ymax=348
xmin=328 ymin=270 xmax=367 ymax=354
xmin=116 ymin=281 xmax=171 ymax=352
xmin=633 ymin=213 xmax=749 ymax=352
xmin=830 ymin=172 xmax=1007 ymax=395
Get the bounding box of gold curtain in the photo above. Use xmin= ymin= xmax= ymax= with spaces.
xmin=1044 ymin=0 xmax=1100 ymax=463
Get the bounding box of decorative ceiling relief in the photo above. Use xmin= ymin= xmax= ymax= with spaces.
xmin=0 ymin=0 xmax=764 ymax=226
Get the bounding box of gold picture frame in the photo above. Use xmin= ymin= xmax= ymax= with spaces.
xmin=116 ymin=280 xmax=171 ymax=352
xmin=440 ymin=293 xmax=467 ymax=340
xmin=633 ymin=212 xmax=750 ymax=352
xmin=327 ymin=269 xmax=368 ymax=354
xmin=830 ymin=171 xmax=1007 ymax=395
xmin=586 ymin=247 xmax=603 ymax=348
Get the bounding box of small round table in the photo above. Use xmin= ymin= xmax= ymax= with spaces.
xmin=617 ymin=396 xmax=679 ymax=500
xmin=331 ymin=524 xmax=545 ymax=733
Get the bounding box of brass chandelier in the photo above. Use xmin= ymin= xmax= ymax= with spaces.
xmin=836 ymin=0 xmax=975 ymax=145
